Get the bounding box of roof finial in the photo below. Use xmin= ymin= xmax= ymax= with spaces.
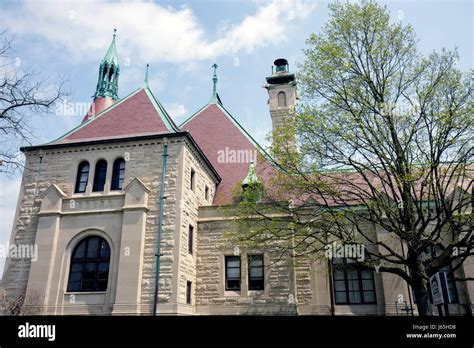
xmin=242 ymin=160 xmax=260 ymax=186
xmin=113 ymin=28 xmax=117 ymax=39
xmin=143 ymin=63 xmax=149 ymax=88
xmin=210 ymin=63 xmax=222 ymax=105
xmin=212 ymin=63 xmax=218 ymax=94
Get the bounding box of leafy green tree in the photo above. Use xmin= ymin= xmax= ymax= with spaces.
xmin=227 ymin=1 xmax=473 ymax=316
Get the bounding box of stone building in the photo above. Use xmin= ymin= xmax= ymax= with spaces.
xmin=1 ymin=33 xmax=473 ymax=316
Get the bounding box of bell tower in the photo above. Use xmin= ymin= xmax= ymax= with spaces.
xmin=264 ymin=58 xmax=297 ymax=134
xmin=95 ymin=29 xmax=119 ymax=100
xmin=83 ymin=29 xmax=120 ymax=122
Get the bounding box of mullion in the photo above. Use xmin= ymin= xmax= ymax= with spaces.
xmin=68 ymin=237 xmax=110 ymax=292
xmin=79 ymin=238 xmax=90 ymax=291
xmin=334 ymin=259 xmax=375 ymax=305
xmin=357 ymin=269 xmax=364 ymax=304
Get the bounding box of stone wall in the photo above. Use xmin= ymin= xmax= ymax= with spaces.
xmin=195 ymin=207 xmax=298 ymax=315
xmin=1 ymin=135 xmax=219 ymax=315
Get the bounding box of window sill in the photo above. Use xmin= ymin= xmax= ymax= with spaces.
xmin=71 ymin=192 xmax=125 ymax=198
xmin=224 ymin=290 xmax=241 ymax=296
xmin=65 ymin=291 xmax=107 ymax=295
xmin=335 ymin=303 xmax=377 ymax=306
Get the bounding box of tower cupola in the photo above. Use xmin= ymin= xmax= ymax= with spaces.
xmin=94 ymin=29 xmax=120 ymax=100
xmin=82 ymin=29 xmax=120 ymax=123
xmin=264 ymin=58 xmax=297 ymax=134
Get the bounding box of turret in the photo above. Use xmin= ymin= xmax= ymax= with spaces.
xmin=83 ymin=29 xmax=120 ymax=122
xmin=264 ymin=58 xmax=297 ymax=134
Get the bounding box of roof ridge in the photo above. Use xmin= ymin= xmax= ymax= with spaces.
xmin=179 ymin=103 xmax=209 ymax=127
xmin=48 ymin=88 xmax=142 ymax=144
xmin=143 ymin=87 xmax=180 ymax=132
xmin=180 ymin=102 xmax=277 ymax=167
xmin=215 ymin=103 xmax=275 ymax=164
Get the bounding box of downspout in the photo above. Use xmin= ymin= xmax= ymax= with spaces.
xmin=327 ymin=258 xmax=336 ymax=315
xmin=153 ymin=138 xmax=168 ymax=316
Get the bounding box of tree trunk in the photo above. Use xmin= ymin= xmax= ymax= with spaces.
xmin=410 ymin=263 xmax=433 ymax=316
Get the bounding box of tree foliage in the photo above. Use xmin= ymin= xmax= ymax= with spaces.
xmin=226 ymin=1 xmax=473 ymax=316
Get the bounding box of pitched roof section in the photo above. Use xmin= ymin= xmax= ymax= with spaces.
xmin=181 ymin=102 xmax=274 ymax=204
xmin=52 ymin=87 xmax=180 ymax=145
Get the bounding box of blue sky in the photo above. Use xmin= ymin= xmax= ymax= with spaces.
xmin=0 ymin=0 xmax=472 ymax=275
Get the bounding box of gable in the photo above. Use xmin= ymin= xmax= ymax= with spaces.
xmin=52 ymin=88 xmax=180 ymax=145
xmin=181 ymin=103 xmax=274 ymax=204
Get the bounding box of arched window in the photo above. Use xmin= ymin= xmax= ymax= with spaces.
xmin=102 ymin=64 xmax=108 ymax=80
xmin=75 ymin=161 xmax=90 ymax=193
xmin=67 ymin=236 xmax=110 ymax=292
xmin=111 ymin=158 xmax=125 ymax=191
xmin=109 ymin=67 xmax=114 ymax=82
xmin=277 ymin=91 xmax=286 ymax=107
xmin=93 ymin=160 xmax=107 ymax=192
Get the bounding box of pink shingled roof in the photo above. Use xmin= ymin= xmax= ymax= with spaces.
xmin=56 ymin=88 xmax=177 ymax=144
xmin=181 ymin=103 xmax=274 ymax=204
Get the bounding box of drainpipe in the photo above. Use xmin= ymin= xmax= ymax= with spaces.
xmin=153 ymin=139 xmax=168 ymax=316
xmin=327 ymin=258 xmax=336 ymax=315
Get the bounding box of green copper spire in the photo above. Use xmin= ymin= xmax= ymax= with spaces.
xmin=142 ymin=63 xmax=149 ymax=88
xmin=210 ymin=63 xmax=222 ymax=105
xmin=242 ymin=160 xmax=260 ymax=186
xmin=94 ymin=29 xmax=119 ymax=100
xmin=103 ymin=29 xmax=119 ymax=65
xmin=241 ymin=160 xmax=263 ymax=202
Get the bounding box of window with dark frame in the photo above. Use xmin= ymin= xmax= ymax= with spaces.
xmin=225 ymin=256 xmax=241 ymax=291
xmin=75 ymin=161 xmax=90 ymax=193
xmin=111 ymin=158 xmax=125 ymax=190
xmin=67 ymin=236 xmax=111 ymax=292
xmin=423 ymin=246 xmax=459 ymax=304
xmin=248 ymin=255 xmax=264 ymax=290
xmin=205 ymin=185 xmax=209 ymax=201
xmin=190 ymin=168 xmax=196 ymax=191
xmin=444 ymin=268 xmax=459 ymax=303
xmin=332 ymin=258 xmax=376 ymax=305
xmin=92 ymin=159 xmax=108 ymax=192
xmin=186 ymin=281 xmax=192 ymax=304
xmin=188 ymin=225 xmax=194 ymax=255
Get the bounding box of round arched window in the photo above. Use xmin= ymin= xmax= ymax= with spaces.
xmin=67 ymin=236 xmax=110 ymax=292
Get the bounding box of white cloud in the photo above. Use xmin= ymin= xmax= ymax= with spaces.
xmin=2 ymin=0 xmax=315 ymax=65
xmin=165 ymin=103 xmax=189 ymax=123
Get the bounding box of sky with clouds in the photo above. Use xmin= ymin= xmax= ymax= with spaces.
xmin=0 ymin=0 xmax=472 ymax=276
